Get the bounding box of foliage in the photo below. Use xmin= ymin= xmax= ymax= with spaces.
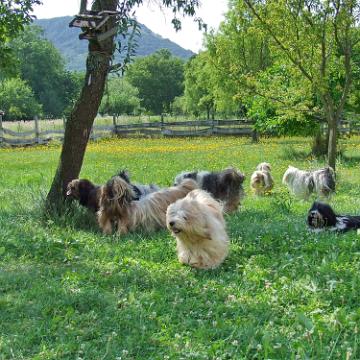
xmin=9 ymin=26 xmax=83 ymax=118
xmin=241 ymin=0 xmax=359 ymax=168
xmin=0 ymin=77 xmax=42 ymax=120
xmin=203 ymin=0 xmax=360 ymax=157
xmin=0 ymin=0 xmax=41 ymax=72
xmin=183 ymin=52 xmax=216 ymax=118
xmin=126 ymin=49 xmax=185 ymax=114
xmin=2 ymin=136 xmax=360 ymax=358
xmin=99 ymin=77 xmax=140 ymax=115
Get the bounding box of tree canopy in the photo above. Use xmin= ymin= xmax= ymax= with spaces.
xmin=99 ymin=77 xmax=140 ymax=115
xmin=0 ymin=77 xmax=42 ymax=120
xmin=9 ymin=26 xmax=83 ymax=118
xmin=126 ymin=49 xmax=184 ymax=114
xmin=0 ymin=0 xmax=41 ymax=71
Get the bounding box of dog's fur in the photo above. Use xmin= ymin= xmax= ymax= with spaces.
xmin=282 ymin=166 xmax=335 ymax=199
xmin=250 ymin=162 xmax=274 ymax=195
xmin=66 ymin=179 xmax=101 ymax=212
xmin=66 ymin=171 xmax=158 ymax=212
xmin=97 ymin=177 xmax=198 ymax=235
xmin=166 ymin=189 xmax=229 ymax=269
xmin=307 ymin=201 xmax=360 ymax=232
xmin=174 ymin=167 xmax=245 ymax=213
xmin=117 ymin=170 xmax=160 ymax=200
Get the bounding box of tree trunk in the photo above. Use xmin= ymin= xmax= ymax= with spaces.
xmin=311 ymin=126 xmax=328 ymax=156
xmin=46 ymin=0 xmax=117 ymax=212
xmin=327 ymin=112 xmax=337 ymax=170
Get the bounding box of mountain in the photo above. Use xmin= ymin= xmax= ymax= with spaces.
xmin=34 ymin=16 xmax=195 ymax=72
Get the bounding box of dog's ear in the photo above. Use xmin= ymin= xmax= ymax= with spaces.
xmin=118 ymin=169 xmax=131 ymax=183
xmin=222 ymin=168 xmax=244 ymax=185
xmin=110 ymin=177 xmax=135 ymax=203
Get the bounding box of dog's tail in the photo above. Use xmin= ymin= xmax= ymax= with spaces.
xmin=177 ymin=179 xmax=198 ymax=192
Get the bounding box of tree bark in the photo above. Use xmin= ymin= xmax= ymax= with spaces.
xmin=46 ymin=0 xmax=117 ymax=212
xmin=327 ymin=112 xmax=337 ymax=170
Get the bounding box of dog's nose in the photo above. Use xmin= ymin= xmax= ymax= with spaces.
xmin=169 ymin=221 xmax=175 ymax=227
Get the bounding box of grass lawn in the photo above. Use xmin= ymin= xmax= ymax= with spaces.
xmin=1 ymin=136 xmax=360 ymax=359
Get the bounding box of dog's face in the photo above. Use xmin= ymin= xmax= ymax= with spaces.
xmin=102 ymin=176 xmax=135 ymax=205
xmin=66 ymin=179 xmax=80 ymax=198
xmin=307 ymin=209 xmax=326 ymax=228
xmin=282 ymin=166 xmax=298 ymax=185
xmin=166 ymin=198 xmax=207 ymax=238
xmin=251 ymin=171 xmax=265 ymax=189
xmin=307 ymin=201 xmax=337 ymax=228
xmin=257 ymin=162 xmax=271 ymax=172
xmin=66 ymin=179 xmax=95 ymax=199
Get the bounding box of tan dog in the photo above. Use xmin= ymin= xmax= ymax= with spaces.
xmin=97 ymin=177 xmax=198 ymax=235
xmin=250 ymin=162 xmax=274 ymax=195
xmin=166 ymin=189 xmax=229 ymax=269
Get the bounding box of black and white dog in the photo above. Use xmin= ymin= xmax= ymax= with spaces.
xmin=307 ymin=201 xmax=360 ymax=232
xmin=118 ymin=170 xmax=160 ymax=200
xmin=173 ymin=167 xmax=245 ymax=213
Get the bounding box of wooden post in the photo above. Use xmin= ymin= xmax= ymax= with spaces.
xmin=160 ymin=113 xmax=165 ymax=133
xmin=112 ymin=114 xmax=117 ymax=134
xmin=80 ymin=0 xmax=87 ymax=13
xmin=0 ymin=113 xmax=3 ymax=145
xmin=252 ymin=128 xmax=259 ymax=142
xmin=34 ymin=115 xmax=40 ymax=144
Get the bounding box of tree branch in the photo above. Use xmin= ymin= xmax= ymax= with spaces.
xmin=243 ymin=0 xmax=313 ymax=82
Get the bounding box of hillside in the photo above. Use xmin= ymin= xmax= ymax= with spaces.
xmin=34 ymin=16 xmax=195 ymax=72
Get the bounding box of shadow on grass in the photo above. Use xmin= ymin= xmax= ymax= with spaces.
xmin=279 ymin=145 xmax=310 ymax=161
xmin=336 ymin=153 xmax=360 ymax=167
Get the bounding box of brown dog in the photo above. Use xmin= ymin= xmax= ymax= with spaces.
xmin=98 ymin=177 xmax=198 ymax=235
xmin=66 ymin=179 xmax=101 ymax=212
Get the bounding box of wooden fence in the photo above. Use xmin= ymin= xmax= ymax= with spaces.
xmin=0 ymin=116 xmax=257 ymax=147
xmin=1 ymin=114 xmax=359 ymax=147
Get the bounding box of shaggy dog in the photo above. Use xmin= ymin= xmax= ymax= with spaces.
xmin=307 ymin=201 xmax=360 ymax=232
xmin=97 ymin=177 xmax=198 ymax=235
xmin=282 ymin=166 xmax=335 ymax=199
xmin=66 ymin=171 xmax=158 ymax=212
xmin=66 ymin=179 xmax=101 ymax=212
xmin=250 ymin=162 xmax=274 ymax=195
xmin=118 ymin=170 xmax=160 ymax=200
xmin=173 ymin=167 xmax=245 ymax=213
xmin=166 ymin=189 xmax=229 ymax=269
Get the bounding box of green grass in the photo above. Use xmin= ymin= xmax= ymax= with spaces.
xmin=1 ymin=136 xmax=360 ymax=359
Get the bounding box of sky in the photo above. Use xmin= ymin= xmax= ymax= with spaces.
xmin=33 ymin=0 xmax=229 ymax=52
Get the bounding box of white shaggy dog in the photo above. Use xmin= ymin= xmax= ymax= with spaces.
xmin=250 ymin=162 xmax=274 ymax=195
xmin=282 ymin=165 xmax=335 ymax=199
xmin=166 ymin=189 xmax=229 ymax=269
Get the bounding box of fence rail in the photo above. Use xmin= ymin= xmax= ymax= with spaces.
xmin=1 ymin=115 xmax=359 ymax=147
xmin=0 ymin=116 xmax=258 ymax=147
